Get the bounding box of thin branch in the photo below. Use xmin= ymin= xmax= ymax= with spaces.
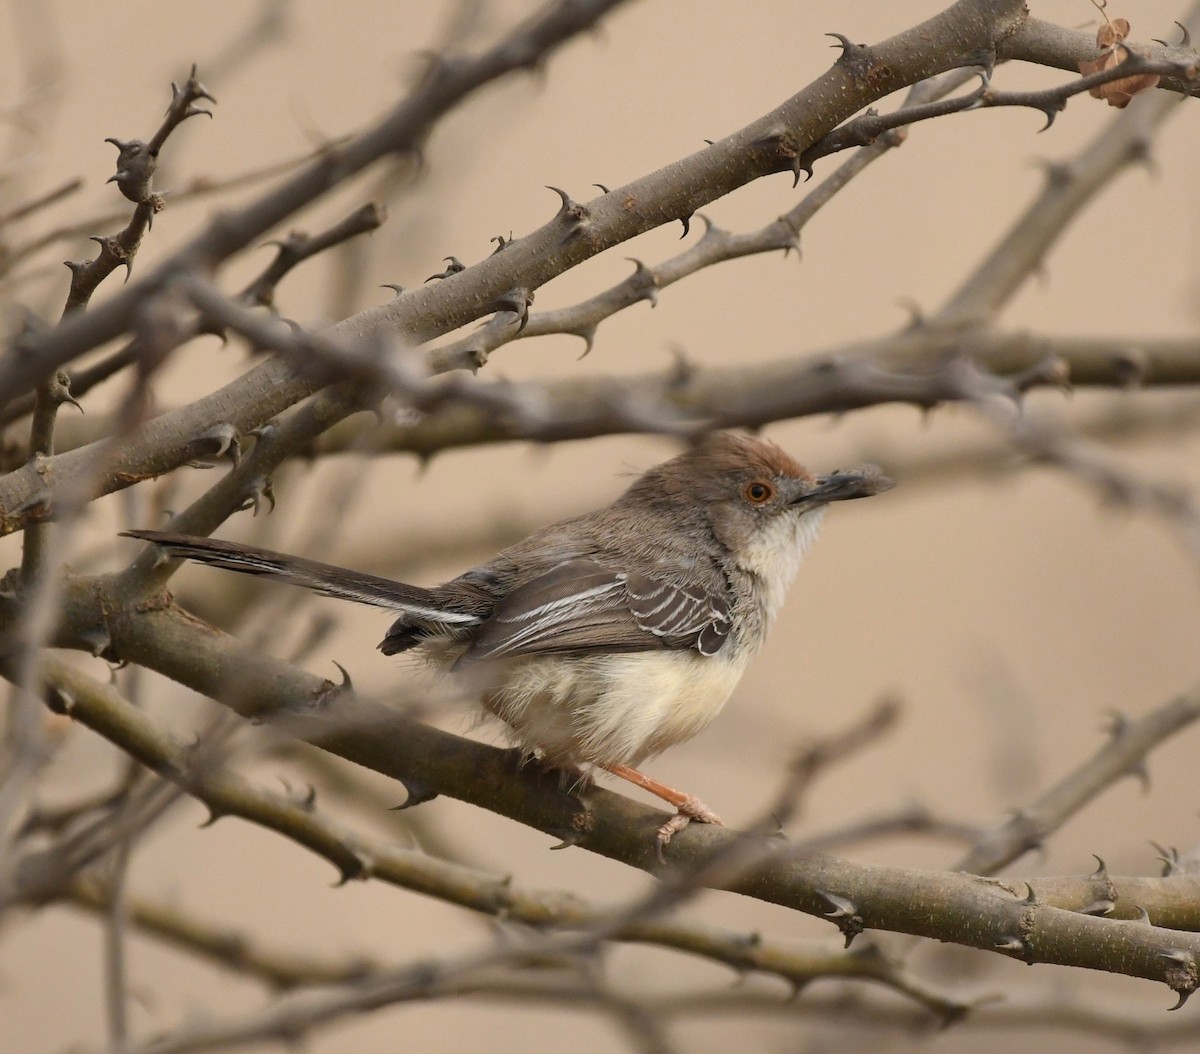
xmin=236 ymin=202 xmax=386 ymax=309
xmin=66 ymin=877 xmax=388 ymax=990
xmin=955 ymin=686 xmax=1200 ymax=876
xmin=936 ymin=76 xmax=1187 ymax=325
xmin=0 ymin=0 xmax=637 ymax=406
xmin=22 ymin=654 xmax=966 ymax=1012
xmin=60 ymin=67 xmax=214 ymax=316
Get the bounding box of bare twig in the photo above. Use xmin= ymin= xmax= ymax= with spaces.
xmin=955 ymin=669 xmax=1200 ymax=878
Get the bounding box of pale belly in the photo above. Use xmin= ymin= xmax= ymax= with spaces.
xmin=483 ymin=649 xmax=749 ymax=769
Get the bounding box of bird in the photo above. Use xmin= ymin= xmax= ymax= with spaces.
xmin=125 ymin=431 xmax=892 ymax=855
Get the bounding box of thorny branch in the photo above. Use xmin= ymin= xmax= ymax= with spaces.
xmin=2 ymin=0 xmax=1200 ymax=1049
xmin=34 ymin=655 xmax=965 ymax=1013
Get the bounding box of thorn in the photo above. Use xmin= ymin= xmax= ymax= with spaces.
xmin=199 ymin=806 xmax=225 ymax=828
xmin=592 ymin=183 xmax=610 ymax=194
xmin=1160 ymin=948 xmax=1197 ymax=1010
xmin=826 ymin=32 xmax=862 ymax=56
xmin=1129 ymin=905 xmax=1152 ymax=925
xmin=625 ymin=258 xmax=658 ymax=307
xmin=489 ymin=288 xmax=533 ymax=333
xmin=79 ymin=627 xmax=115 ymax=661
xmin=815 ymin=889 xmax=864 ymax=948
xmin=330 ymin=661 xmax=353 ymax=692
xmin=548 ymin=826 xmax=586 ymax=851
xmin=994 ymin=935 xmax=1026 ymax=953
xmin=1089 ymin=855 xmax=1108 ymax=881
xmin=380 ymin=283 xmax=404 ymax=298
xmin=333 ymin=849 xmax=372 ymax=886
xmin=389 ymin=775 xmax=438 ymax=810
xmin=573 ymin=326 xmax=596 ymax=358
xmin=1126 ymin=758 xmax=1151 ymax=791
xmin=775 ymin=219 xmax=801 ymax=259
xmin=236 ymin=475 xmax=275 ymax=516
xmin=188 ymin=422 xmax=240 ymax=466
xmin=1019 ymin=883 xmax=1037 ymax=906
xmin=546 ymin=184 xmax=573 ymax=211
xmin=248 ymin=420 xmax=279 ymax=444
xmin=679 ymin=212 xmax=692 ymax=239
xmin=546 ymin=185 xmax=589 ymax=223
xmin=47 ymin=371 xmax=83 ymax=414
xmin=489 ymin=232 xmax=513 ymax=255
xmin=1079 ymin=898 xmax=1115 ymax=916
xmin=898 ymin=298 xmax=924 ymax=330
xmin=1033 ymin=100 xmax=1067 ymax=133
xmin=1168 ymin=988 xmax=1194 ymax=1011
xmin=1151 ymin=841 xmax=1181 ymax=877
xmin=425 ymin=256 xmax=465 ymax=282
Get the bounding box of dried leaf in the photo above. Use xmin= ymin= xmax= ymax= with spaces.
xmin=1078 ymin=16 xmax=1160 ymax=109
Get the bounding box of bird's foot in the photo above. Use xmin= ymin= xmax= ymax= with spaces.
xmin=656 ymin=794 xmax=723 ymax=863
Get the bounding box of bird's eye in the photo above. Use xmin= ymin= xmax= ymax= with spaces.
xmin=743 ymin=480 xmax=775 ymax=505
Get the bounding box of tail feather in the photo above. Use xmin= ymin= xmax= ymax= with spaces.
xmin=123 ymin=530 xmax=480 ymax=629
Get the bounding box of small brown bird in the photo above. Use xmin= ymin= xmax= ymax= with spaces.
xmin=127 ymin=432 xmax=892 ymax=854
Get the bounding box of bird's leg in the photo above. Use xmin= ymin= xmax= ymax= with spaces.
xmin=602 ymin=762 xmax=723 ymax=859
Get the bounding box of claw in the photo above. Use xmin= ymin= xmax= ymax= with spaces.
xmin=654 ymin=796 xmax=723 ymax=863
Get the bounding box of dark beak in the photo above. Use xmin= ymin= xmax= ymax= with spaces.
xmin=794 ymin=465 xmax=894 ymax=505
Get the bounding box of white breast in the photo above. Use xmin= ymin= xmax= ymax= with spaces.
xmin=486 ymin=648 xmax=749 ymax=769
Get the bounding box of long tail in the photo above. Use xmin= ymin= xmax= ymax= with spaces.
xmin=123 ymin=530 xmax=482 ymax=634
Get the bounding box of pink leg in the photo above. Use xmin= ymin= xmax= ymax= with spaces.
xmin=603 ymin=762 xmax=723 ymax=859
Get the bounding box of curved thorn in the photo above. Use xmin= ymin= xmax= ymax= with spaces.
xmin=389 ymin=775 xmax=438 ymax=810
xmin=199 ymin=807 xmax=224 ymax=829
xmin=424 ymin=256 xmax=464 ymax=282
xmin=1168 ymin=988 xmax=1194 ymax=1011
xmin=678 ymin=212 xmax=692 ymax=239
xmin=1036 ymin=107 xmax=1058 ymax=133
xmin=545 ymin=185 xmax=574 ymax=211
xmin=1079 ymin=898 xmax=1115 ymax=916
xmin=592 ymin=182 xmax=610 ymax=194
xmin=826 ymin=32 xmax=858 ymax=56
xmin=548 ymin=825 xmax=586 ymax=851
xmin=574 ymin=327 xmax=596 ymax=359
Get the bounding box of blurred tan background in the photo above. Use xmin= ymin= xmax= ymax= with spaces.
xmin=2 ymin=1 xmax=1200 ymax=1051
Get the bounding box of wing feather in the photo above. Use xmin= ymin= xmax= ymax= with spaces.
xmin=461 ymin=559 xmax=731 ymax=663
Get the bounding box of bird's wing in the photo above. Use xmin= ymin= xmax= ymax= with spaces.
xmin=459 ymin=559 xmax=731 ymax=663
